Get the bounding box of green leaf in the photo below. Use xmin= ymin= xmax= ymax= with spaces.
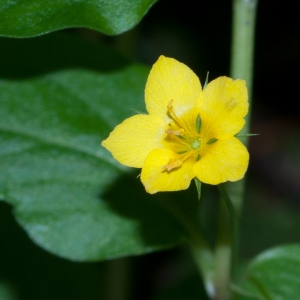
xmin=0 ymin=281 xmax=17 ymax=300
xmin=0 ymin=33 xmax=189 ymax=261
xmin=0 ymin=201 xmax=107 ymax=299
xmin=234 ymin=244 xmax=300 ymax=300
xmin=0 ymin=0 xmax=157 ymax=37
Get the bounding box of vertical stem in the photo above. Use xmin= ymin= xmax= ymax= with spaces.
xmin=189 ymin=239 xmax=215 ymax=299
xmin=161 ymin=199 xmax=215 ymax=298
xmin=228 ymin=0 xmax=258 ymax=216
xmin=214 ymin=1 xmax=258 ymax=299
xmin=214 ymin=186 xmax=239 ymax=300
xmin=105 ymin=258 xmax=130 ymax=300
xmin=231 ymin=0 xmax=258 ymax=100
xmin=218 ymin=186 xmax=239 ymax=279
xmin=214 ymin=199 xmax=232 ymax=300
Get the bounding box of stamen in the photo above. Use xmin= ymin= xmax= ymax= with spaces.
xmin=162 ymin=150 xmax=198 ymax=172
xmin=165 ymin=128 xmax=184 ymax=136
xmin=179 ymin=151 xmax=198 ymax=163
xmin=165 ymin=131 xmax=188 ymax=145
xmin=162 ymin=159 xmax=183 ymax=172
xmin=167 ymin=100 xmax=188 ymax=131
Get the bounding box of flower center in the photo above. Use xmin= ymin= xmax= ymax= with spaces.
xmin=162 ymin=100 xmax=205 ymax=171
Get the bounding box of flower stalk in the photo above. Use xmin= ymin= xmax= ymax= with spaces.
xmin=214 ymin=185 xmax=239 ymax=300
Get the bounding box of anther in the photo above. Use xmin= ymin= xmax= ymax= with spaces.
xmin=165 ymin=128 xmax=184 ymax=136
xmin=162 ymin=159 xmax=183 ymax=172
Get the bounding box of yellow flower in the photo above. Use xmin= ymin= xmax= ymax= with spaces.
xmin=102 ymin=56 xmax=249 ymax=194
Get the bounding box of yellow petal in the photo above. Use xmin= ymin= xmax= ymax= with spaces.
xmin=193 ymin=137 xmax=249 ymax=185
xmin=201 ymin=77 xmax=248 ymax=140
xmin=101 ymin=114 xmax=166 ymax=168
xmin=145 ymin=56 xmax=203 ymax=122
xmin=141 ymin=148 xmax=194 ymax=194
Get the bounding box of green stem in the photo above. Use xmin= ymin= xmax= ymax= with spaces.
xmin=213 ymin=1 xmax=258 ymax=299
xmin=214 ymin=191 xmax=232 ymax=300
xmin=227 ymin=0 xmax=258 ymax=216
xmin=213 ymin=185 xmax=239 ymax=300
xmin=218 ymin=185 xmax=239 ymax=278
xmin=159 ymin=198 xmax=214 ymax=298
xmin=231 ymin=0 xmax=258 ymax=101
xmin=105 ymin=258 xmax=130 ymax=300
xmin=188 ymin=225 xmax=215 ymax=298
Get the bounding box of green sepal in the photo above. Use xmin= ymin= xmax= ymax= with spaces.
xmin=194 ymin=178 xmax=202 ymax=201
xmin=235 ymin=133 xmax=259 ymax=137
xmin=203 ymin=71 xmax=209 ymax=89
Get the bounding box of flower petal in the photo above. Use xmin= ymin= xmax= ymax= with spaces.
xmin=141 ymin=148 xmax=194 ymax=194
xmin=145 ymin=56 xmax=203 ymax=122
xmin=201 ymin=77 xmax=248 ymax=139
xmin=193 ymin=137 xmax=249 ymax=185
xmin=101 ymin=114 xmax=166 ymax=168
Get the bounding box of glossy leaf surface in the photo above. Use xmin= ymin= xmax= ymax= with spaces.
xmin=234 ymin=244 xmax=300 ymax=300
xmin=0 ymin=0 xmax=157 ymax=37
xmin=0 ymin=33 xmax=191 ymax=261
